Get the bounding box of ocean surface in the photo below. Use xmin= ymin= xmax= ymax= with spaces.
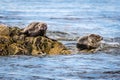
xmin=0 ymin=0 xmax=120 ymax=80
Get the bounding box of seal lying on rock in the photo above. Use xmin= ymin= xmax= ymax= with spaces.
xmin=76 ymin=34 xmax=103 ymax=53
xmin=0 ymin=24 xmax=71 ymax=56
xmin=21 ymin=22 xmax=47 ymax=37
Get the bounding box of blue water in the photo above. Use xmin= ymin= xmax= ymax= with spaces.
xmin=0 ymin=0 xmax=120 ymax=80
xmin=1 ymin=0 xmax=120 ymax=37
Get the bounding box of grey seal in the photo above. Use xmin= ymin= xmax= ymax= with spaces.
xmin=21 ymin=22 xmax=47 ymax=37
xmin=76 ymin=34 xmax=103 ymax=52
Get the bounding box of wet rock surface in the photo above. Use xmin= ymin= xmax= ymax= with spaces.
xmin=0 ymin=24 xmax=71 ymax=56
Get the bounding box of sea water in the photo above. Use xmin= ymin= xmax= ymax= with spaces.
xmin=0 ymin=0 xmax=120 ymax=80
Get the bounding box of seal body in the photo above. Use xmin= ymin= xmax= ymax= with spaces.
xmin=76 ymin=34 xmax=103 ymax=52
xmin=21 ymin=22 xmax=47 ymax=37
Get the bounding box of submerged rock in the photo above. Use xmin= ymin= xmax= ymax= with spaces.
xmin=0 ymin=23 xmax=71 ymax=56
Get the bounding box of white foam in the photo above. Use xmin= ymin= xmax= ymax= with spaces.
xmin=101 ymin=41 xmax=120 ymax=48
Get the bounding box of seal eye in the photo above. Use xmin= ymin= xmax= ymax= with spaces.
xmin=91 ymin=40 xmax=94 ymax=43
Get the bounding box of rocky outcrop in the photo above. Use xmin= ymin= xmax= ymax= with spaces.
xmin=0 ymin=24 xmax=71 ymax=56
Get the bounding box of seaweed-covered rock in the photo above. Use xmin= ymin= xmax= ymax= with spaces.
xmin=0 ymin=24 xmax=10 ymax=36
xmin=8 ymin=43 xmax=30 ymax=55
xmin=49 ymin=41 xmax=71 ymax=55
xmin=0 ymin=24 xmax=71 ymax=56
xmin=0 ymin=44 xmax=8 ymax=56
xmin=9 ymin=27 xmax=22 ymax=36
xmin=0 ymin=36 xmax=13 ymax=44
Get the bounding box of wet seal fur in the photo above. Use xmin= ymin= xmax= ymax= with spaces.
xmin=76 ymin=34 xmax=103 ymax=53
xmin=21 ymin=22 xmax=47 ymax=37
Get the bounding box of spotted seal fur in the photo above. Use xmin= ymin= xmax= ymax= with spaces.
xmin=21 ymin=22 xmax=47 ymax=37
xmin=76 ymin=34 xmax=103 ymax=52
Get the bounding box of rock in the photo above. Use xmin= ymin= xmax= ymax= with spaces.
xmin=0 ymin=44 xmax=8 ymax=56
xmin=0 ymin=24 xmax=10 ymax=36
xmin=0 ymin=36 xmax=13 ymax=44
xmin=9 ymin=27 xmax=22 ymax=36
xmin=49 ymin=41 xmax=71 ymax=55
xmin=0 ymin=24 xmax=21 ymax=36
xmin=8 ymin=43 xmax=31 ymax=55
xmin=26 ymin=36 xmax=71 ymax=56
xmin=0 ymin=23 xmax=71 ymax=56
